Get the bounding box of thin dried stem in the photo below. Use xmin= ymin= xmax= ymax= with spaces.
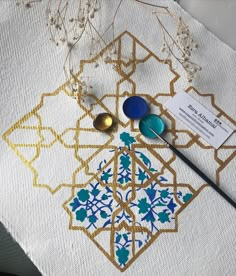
xmin=134 ymin=0 xmax=168 ymax=9
xmin=16 ymin=0 xmax=201 ymax=95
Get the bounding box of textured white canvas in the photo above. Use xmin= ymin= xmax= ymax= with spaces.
xmin=0 ymin=1 xmax=236 ymax=275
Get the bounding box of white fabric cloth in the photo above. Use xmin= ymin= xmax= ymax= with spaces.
xmin=180 ymin=0 xmax=236 ymax=50
xmin=0 ymin=1 xmax=236 ymax=275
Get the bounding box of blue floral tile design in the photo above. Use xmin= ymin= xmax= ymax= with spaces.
xmin=66 ymin=132 xmax=195 ymax=270
xmin=69 ymin=183 xmax=114 ymax=230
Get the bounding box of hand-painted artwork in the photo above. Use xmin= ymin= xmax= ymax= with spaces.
xmin=3 ymin=31 xmax=235 ymax=271
xmin=67 ymin=132 xmax=194 ymax=268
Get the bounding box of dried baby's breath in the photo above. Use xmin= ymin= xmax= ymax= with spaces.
xmin=16 ymin=0 xmax=201 ymax=101
xmin=45 ymin=0 xmax=123 ymax=102
xmin=152 ymin=8 xmax=201 ymax=82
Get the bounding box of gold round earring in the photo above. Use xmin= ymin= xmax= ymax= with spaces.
xmin=93 ymin=113 xmax=114 ymax=132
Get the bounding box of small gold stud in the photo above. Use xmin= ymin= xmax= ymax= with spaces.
xmin=93 ymin=113 xmax=114 ymax=132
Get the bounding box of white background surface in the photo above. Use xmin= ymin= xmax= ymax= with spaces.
xmin=180 ymin=0 xmax=236 ymax=50
xmin=0 ymin=1 xmax=236 ymax=275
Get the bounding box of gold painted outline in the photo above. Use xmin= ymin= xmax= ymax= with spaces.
xmin=2 ymin=31 xmax=236 ymax=271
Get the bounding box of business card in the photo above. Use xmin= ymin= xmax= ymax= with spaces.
xmin=165 ymin=92 xmax=234 ymax=149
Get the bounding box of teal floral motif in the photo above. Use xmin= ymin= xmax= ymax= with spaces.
xmin=159 ymin=188 xmax=170 ymax=199
xmin=176 ymin=191 xmax=193 ymax=203
xmin=117 ymin=153 xmax=131 ymax=185
xmin=157 ymin=210 xmax=171 ymax=223
xmin=77 ymin=189 xmax=90 ymax=202
xmin=102 ymin=194 xmax=108 ymax=200
xmin=183 ymin=193 xmax=193 ymax=203
xmin=137 ymin=198 xmax=150 ymax=214
xmin=120 ymin=155 xmax=131 ymax=170
xmin=76 ymin=208 xmax=87 ymax=222
xmin=70 ymin=183 xmax=114 ymax=229
xmin=115 ymin=232 xmax=143 ymax=267
xmin=120 ymin=132 xmax=136 ymax=149
xmin=130 ymin=183 xmax=178 ymax=232
xmin=101 ymin=168 xmax=113 ymax=183
xmin=116 ymin=247 xmax=129 ymax=266
xmin=137 ymin=152 xmax=151 ymax=167
xmin=88 ymin=214 xmax=98 ymax=223
xmin=136 ymin=168 xmax=148 ymax=184
xmin=100 ymin=210 xmax=108 ymax=218
xmin=135 ymin=151 xmax=157 ymax=172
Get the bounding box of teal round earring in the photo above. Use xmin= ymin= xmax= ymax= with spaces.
xmin=139 ymin=114 xmax=165 ymax=138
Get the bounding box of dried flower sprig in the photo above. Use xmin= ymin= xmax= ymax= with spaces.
xmin=46 ymin=0 xmax=102 ymax=47
xmin=45 ymin=0 xmax=123 ymax=101
xmin=152 ymin=9 xmax=201 ymax=82
xmin=68 ymin=73 xmax=93 ymax=102
xmin=134 ymin=0 xmax=200 ymax=82
xmin=16 ymin=0 xmax=200 ymax=98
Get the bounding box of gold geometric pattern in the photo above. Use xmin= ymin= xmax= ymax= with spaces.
xmin=2 ymin=31 xmax=236 ymax=271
